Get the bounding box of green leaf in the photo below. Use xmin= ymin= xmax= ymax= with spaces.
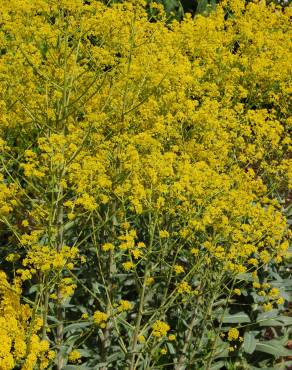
xmin=63 ymin=366 xmax=92 ymax=370
xmin=214 ymin=340 xmax=229 ymax=359
xmin=39 ymin=40 xmax=48 ymax=59
xmin=278 ymin=316 xmax=292 ymax=326
xmin=258 ymin=315 xmax=292 ymax=327
xmin=78 ymin=349 xmax=92 ymax=358
xmin=284 ymin=203 xmax=292 ymax=218
xmin=235 ymin=272 xmax=253 ymax=282
xmin=257 ymin=310 xmax=279 ymax=321
xmin=259 ymin=319 xmax=283 ymax=327
xmin=243 ymin=332 xmax=257 ymax=354
xmin=63 ymin=321 xmax=91 ymax=334
xmin=196 ymin=0 xmax=209 ymax=14
xmin=272 ymin=278 xmax=292 ymax=290
xmin=166 ymin=342 xmax=176 ymax=355
xmin=255 ymin=340 xmax=292 ymax=357
xmin=64 ymin=221 xmax=75 ymax=231
xmin=249 ymin=364 xmax=291 ymax=370
xmin=256 ymin=311 xmax=292 ymax=327
xmin=222 ymin=311 xmax=251 ymax=324
xmin=210 ymin=361 xmax=225 ymax=369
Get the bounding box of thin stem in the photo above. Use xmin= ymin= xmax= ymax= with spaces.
xmin=129 ymin=269 xmax=148 ymax=370
xmin=205 ymin=276 xmax=236 ymax=370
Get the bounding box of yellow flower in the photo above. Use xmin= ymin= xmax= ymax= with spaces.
xmin=191 ymin=248 xmax=199 ymax=256
xmin=177 ymin=281 xmax=192 ymax=294
xmin=68 ymin=350 xmax=81 ymax=363
xmin=47 ymin=351 xmax=56 ymax=360
xmin=131 ymin=249 xmax=143 ymax=259
xmin=121 ymin=222 xmax=131 ymax=230
xmin=159 ymin=230 xmax=169 ymax=238
xmin=174 ymin=264 xmax=185 ymax=274
xmin=274 ymin=256 xmax=282 ymax=263
xmin=21 ymin=220 xmax=29 ymax=227
xmin=117 ymin=300 xmax=132 ymax=312
xmin=233 ymin=288 xmax=241 ymax=296
xmin=268 ymin=287 xmax=279 ymax=298
xmin=122 ymin=261 xmax=135 ymax=271
xmin=67 ymin=213 xmax=76 ymax=220
xmin=276 ymin=297 xmax=284 ymax=305
xmin=263 ymin=302 xmax=273 ymax=312
xmin=5 ymin=253 xmax=20 ymax=262
xmin=227 ymin=328 xmax=239 ymax=341
xmin=260 ymin=250 xmax=271 ymax=264
xmin=168 ymin=334 xmax=176 ymax=341
xmin=102 ymin=243 xmax=115 ymax=252
xmin=253 ymin=282 xmax=261 ymax=289
xmin=160 ymin=348 xmax=167 ymax=355
xmin=146 ymin=277 xmax=155 ymax=286
xmin=138 ymin=335 xmax=146 ymax=343
xmin=39 ymin=340 xmax=49 ymax=352
xmin=248 ymin=258 xmax=258 ymax=266
xmin=152 ymin=320 xmax=170 ymax=338
xmin=93 ymin=311 xmax=108 ymax=326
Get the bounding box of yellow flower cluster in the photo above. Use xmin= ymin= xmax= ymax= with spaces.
xmin=68 ymin=350 xmax=82 ymax=364
xmin=177 ymin=281 xmax=192 ymax=294
xmin=122 ymin=261 xmax=135 ymax=271
xmin=93 ymin=311 xmax=109 ymax=328
xmin=152 ymin=320 xmax=170 ymax=338
xmin=0 ymin=174 xmax=18 ymax=216
xmin=0 ymin=0 xmax=289 ymax=273
xmin=252 ymin=280 xmax=285 ymax=311
xmin=174 ymin=264 xmax=185 ymax=275
xmin=0 ymin=272 xmax=53 ymax=370
xmin=117 ymin=300 xmax=132 ymax=312
xmin=227 ymin=328 xmax=240 ymax=341
xmin=19 ymin=245 xmax=83 ymax=277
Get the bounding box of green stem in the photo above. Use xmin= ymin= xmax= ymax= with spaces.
xmin=129 ymin=270 xmax=148 ymax=370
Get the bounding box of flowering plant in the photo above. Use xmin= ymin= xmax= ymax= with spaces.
xmin=0 ymin=0 xmax=291 ymax=369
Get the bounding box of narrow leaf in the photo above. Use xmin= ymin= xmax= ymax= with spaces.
xmin=255 ymin=340 xmax=292 ymax=357
xmin=222 ymin=311 xmax=251 ymax=323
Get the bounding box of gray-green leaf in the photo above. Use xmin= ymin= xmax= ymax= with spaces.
xmin=243 ymin=332 xmax=257 ymax=354
xmin=222 ymin=311 xmax=251 ymax=324
xmin=255 ymin=340 xmax=292 ymax=357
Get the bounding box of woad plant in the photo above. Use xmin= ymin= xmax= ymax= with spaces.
xmin=0 ymin=0 xmax=291 ymax=369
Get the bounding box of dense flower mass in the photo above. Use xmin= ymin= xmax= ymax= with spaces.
xmin=0 ymin=0 xmax=291 ymax=368
xmin=0 ymin=272 xmax=53 ymax=369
